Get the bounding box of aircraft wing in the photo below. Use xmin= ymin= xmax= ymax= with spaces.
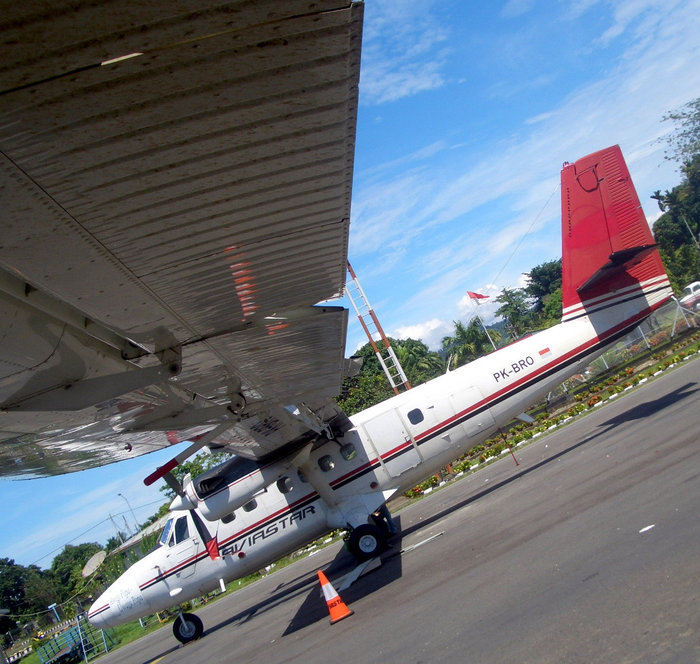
xmin=0 ymin=0 xmax=364 ymax=477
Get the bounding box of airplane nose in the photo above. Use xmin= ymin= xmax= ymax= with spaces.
xmin=87 ymin=591 xmax=114 ymax=628
xmin=87 ymin=573 xmax=148 ymax=628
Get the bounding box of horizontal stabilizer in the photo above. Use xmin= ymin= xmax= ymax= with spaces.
xmin=577 ymin=244 xmax=658 ymax=292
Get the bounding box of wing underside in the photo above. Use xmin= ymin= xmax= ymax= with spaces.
xmin=0 ymin=0 xmax=364 ymax=477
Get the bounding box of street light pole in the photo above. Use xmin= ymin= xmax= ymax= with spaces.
xmin=117 ymin=493 xmax=139 ymax=534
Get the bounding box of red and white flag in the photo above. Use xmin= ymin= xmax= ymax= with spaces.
xmin=467 ymin=291 xmax=489 ymax=305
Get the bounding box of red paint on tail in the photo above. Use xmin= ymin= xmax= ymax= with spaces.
xmin=560 ymin=145 xmax=668 ymax=319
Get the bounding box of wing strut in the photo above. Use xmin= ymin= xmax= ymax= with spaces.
xmin=143 ymin=421 xmax=236 ymax=487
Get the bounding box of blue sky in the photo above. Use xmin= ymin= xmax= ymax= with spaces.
xmin=2 ymin=0 xmax=700 ymax=569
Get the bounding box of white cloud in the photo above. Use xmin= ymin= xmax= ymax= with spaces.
xmin=359 ymin=0 xmax=449 ymax=105
xmin=392 ymin=317 xmax=451 ymax=350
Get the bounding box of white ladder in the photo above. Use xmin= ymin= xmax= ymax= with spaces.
xmin=346 ymin=262 xmax=411 ymax=394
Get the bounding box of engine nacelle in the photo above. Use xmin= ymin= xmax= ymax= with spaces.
xmin=173 ymin=448 xmax=308 ymax=522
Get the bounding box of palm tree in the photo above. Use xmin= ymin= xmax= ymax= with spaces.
xmin=393 ymin=338 xmax=445 ymax=384
xmin=441 ymin=319 xmax=494 ymax=370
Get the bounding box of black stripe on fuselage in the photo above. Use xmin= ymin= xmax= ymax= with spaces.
xmin=141 ymin=302 xmax=660 ymax=591
xmin=139 ymin=494 xmax=321 ymax=591
xmin=562 ymin=283 xmax=669 ymax=323
xmin=331 ymin=311 xmax=651 ymax=491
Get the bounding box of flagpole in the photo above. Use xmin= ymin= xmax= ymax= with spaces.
xmin=476 ymin=312 xmax=497 ymax=351
xmin=467 ymin=291 xmax=497 ymax=351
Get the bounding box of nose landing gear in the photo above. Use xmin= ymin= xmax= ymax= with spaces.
xmin=173 ymin=610 xmax=203 ymax=643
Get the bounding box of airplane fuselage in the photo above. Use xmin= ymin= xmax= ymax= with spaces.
xmin=88 ymin=278 xmax=670 ymax=628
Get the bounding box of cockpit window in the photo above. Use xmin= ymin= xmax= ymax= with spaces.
xmin=159 ymin=518 xmax=173 ymax=546
xmin=172 ymin=516 xmax=189 ymax=545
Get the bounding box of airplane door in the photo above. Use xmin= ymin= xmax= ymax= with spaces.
xmin=163 ymin=514 xmax=199 ymax=579
xmin=449 ymin=386 xmax=496 ymax=440
xmin=363 ymin=409 xmax=421 ymax=479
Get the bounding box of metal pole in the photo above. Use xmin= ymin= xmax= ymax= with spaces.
xmin=476 ymin=313 xmax=497 ymax=351
xmin=48 ymin=603 xmax=60 ymax=622
xmin=638 ymin=325 xmax=651 ymax=350
xmin=679 ymin=212 xmax=700 ymax=256
xmin=108 ymin=514 xmax=124 ymax=543
xmin=118 ymin=493 xmax=139 ymax=534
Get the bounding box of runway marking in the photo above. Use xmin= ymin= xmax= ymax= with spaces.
xmin=639 ymin=524 xmax=655 ymax=533
xmin=400 ymin=532 xmax=444 ymax=554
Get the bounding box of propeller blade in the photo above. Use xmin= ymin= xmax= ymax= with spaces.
xmin=190 ymin=509 xmax=220 ymax=560
xmin=163 ymin=471 xmax=185 ymax=497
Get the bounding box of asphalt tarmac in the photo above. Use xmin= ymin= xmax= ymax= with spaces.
xmin=99 ymin=357 xmax=699 ymax=664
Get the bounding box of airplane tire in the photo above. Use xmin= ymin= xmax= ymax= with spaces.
xmin=347 ymin=523 xmax=384 ymax=561
xmin=173 ymin=612 xmax=203 ymax=643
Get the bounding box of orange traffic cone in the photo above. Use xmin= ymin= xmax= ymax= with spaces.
xmin=317 ymin=570 xmax=354 ymax=624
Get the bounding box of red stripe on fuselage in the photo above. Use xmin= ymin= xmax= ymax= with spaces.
xmin=563 ymin=277 xmax=669 ymax=319
xmin=140 ymin=303 xmax=666 ymax=590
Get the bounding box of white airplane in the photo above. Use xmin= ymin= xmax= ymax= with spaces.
xmin=85 ymin=143 xmax=673 ymax=642
xmin=0 ymin=1 xmax=671 ymax=645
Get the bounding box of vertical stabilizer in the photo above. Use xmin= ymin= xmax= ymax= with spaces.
xmin=560 ymin=145 xmax=671 ymax=323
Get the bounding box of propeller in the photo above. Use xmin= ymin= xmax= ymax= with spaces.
xmin=142 ymin=419 xmax=241 ymax=562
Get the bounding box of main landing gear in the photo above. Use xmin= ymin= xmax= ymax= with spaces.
xmin=346 ymin=523 xmax=385 ymax=561
xmin=173 ymin=611 xmax=203 ymax=643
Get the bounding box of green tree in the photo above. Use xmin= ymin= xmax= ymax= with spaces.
xmin=525 ymin=259 xmax=561 ymax=310
xmin=524 ymin=259 xmax=562 ymax=327
xmin=24 ymin=567 xmax=59 ymax=616
xmin=661 ymin=97 xmax=700 ymax=163
xmin=338 ymin=370 xmax=394 ymax=415
xmin=159 ymin=451 xmax=233 ymax=500
xmin=49 ymin=543 xmax=102 ymax=605
xmin=494 ymin=288 xmax=534 ymax=338
xmin=393 ymin=338 xmax=445 ymax=384
xmin=652 ymin=157 xmax=700 ymax=292
xmin=0 ymin=558 xmax=26 ymax=633
xmin=0 ymin=559 xmax=62 ymax=635
xmin=541 ymin=287 xmax=563 ymax=325
xmin=441 ymin=319 xmax=494 ymax=370
xmin=337 ymin=337 xmax=444 ymax=414
xmin=653 ymin=97 xmax=700 ymax=291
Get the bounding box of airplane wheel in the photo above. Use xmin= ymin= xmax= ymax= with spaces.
xmin=173 ymin=612 xmax=203 ymax=643
xmin=347 ymin=523 xmax=384 ymax=561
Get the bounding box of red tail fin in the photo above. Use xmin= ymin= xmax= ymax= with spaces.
xmin=560 ymin=145 xmax=670 ymax=321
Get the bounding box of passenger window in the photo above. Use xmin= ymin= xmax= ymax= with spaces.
xmin=221 ymin=512 xmax=236 ymax=524
xmin=407 ymin=408 xmax=424 ymax=425
xmin=340 ymin=443 xmax=356 ymax=461
xmin=243 ymin=499 xmax=257 ymax=512
xmin=297 ymin=469 xmax=308 ymax=483
xmin=277 ymin=476 xmax=293 ymax=494
xmin=318 ymin=455 xmax=335 ymax=472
